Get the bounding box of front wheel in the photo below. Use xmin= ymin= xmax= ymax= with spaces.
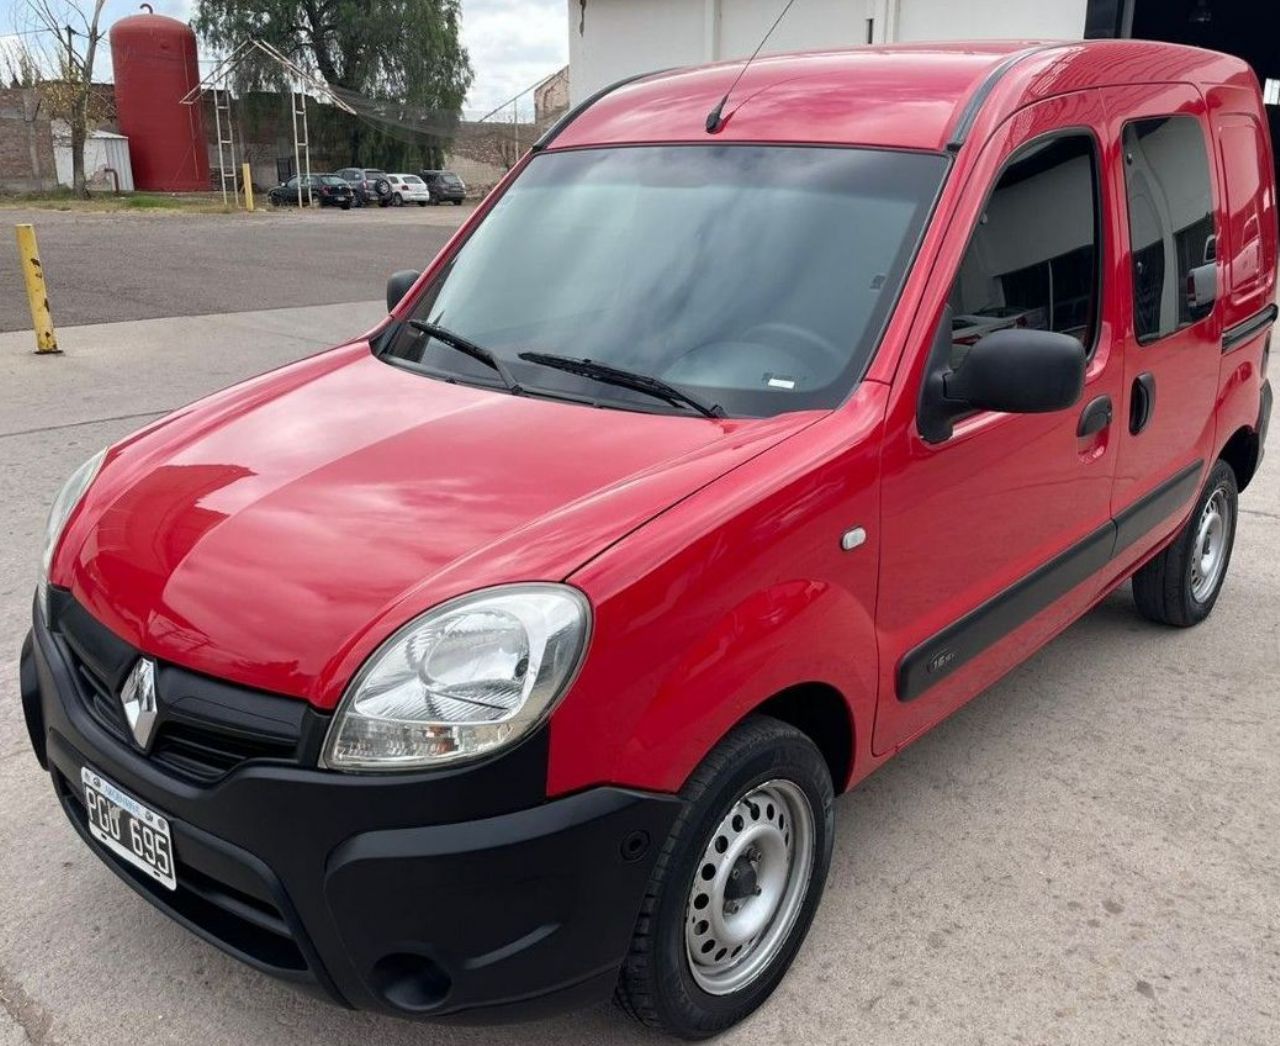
xmin=615 ymin=716 xmax=833 ymax=1039
xmin=1132 ymin=459 xmax=1238 ymax=626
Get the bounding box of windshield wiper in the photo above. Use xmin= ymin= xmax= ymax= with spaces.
xmin=517 ymin=352 xmax=724 ymax=419
xmin=409 ymin=319 xmax=523 ymax=393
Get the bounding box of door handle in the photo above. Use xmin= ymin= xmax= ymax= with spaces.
xmin=1077 ymin=394 xmax=1113 ymax=437
xmin=1130 ymin=372 xmax=1156 ymax=435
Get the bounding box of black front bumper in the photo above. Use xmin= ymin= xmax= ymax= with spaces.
xmin=19 ymin=604 xmax=680 ymax=1022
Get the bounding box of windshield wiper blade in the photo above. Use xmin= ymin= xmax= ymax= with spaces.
xmin=517 ymin=352 xmax=724 ymax=419
xmin=409 ymin=319 xmax=523 ymax=393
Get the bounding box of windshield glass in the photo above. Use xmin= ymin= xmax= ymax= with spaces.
xmin=385 ymin=145 xmax=946 ymax=417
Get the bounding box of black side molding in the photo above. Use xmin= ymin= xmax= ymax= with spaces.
xmin=1112 ymin=460 xmax=1202 ymax=556
xmin=946 ymin=45 xmax=1064 ymax=151
xmin=898 ymin=459 xmax=1204 ymax=701
xmin=1222 ymin=302 xmax=1278 ymax=353
xmin=532 ymin=69 xmax=672 ymax=152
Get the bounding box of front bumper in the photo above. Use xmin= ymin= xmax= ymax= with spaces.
xmin=19 ymin=601 xmax=680 ymax=1022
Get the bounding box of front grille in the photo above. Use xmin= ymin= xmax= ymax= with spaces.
xmin=50 ymin=590 xmax=323 ymax=782
xmin=151 ymin=721 xmax=297 ymax=782
xmin=57 ymin=770 xmax=308 ymax=974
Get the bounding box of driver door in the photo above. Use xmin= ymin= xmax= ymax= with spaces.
xmin=872 ymin=93 xmax=1124 ymax=755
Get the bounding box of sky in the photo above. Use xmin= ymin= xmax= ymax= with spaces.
xmin=0 ymin=0 xmax=568 ymax=116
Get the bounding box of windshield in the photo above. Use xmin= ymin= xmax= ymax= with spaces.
xmin=385 ymin=145 xmax=946 ymax=417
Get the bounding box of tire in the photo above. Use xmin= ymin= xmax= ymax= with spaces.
xmin=615 ymin=716 xmax=834 ymax=1039
xmin=1132 ymin=459 xmax=1238 ymax=627
xmin=340 ymin=201 xmax=351 ymax=210
xmin=392 ymin=193 xmax=403 ymax=207
xmin=453 ymin=199 xmax=463 ymax=205
xmin=417 ymin=201 xmax=427 ymax=206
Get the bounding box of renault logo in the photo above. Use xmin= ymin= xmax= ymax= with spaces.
xmin=120 ymin=658 xmax=159 ymax=751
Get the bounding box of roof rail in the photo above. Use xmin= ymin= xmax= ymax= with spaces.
xmin=532 ymin=68 xmax=672 ymax=152
xmin=946 ymin=44 xmax=1064 ymax=151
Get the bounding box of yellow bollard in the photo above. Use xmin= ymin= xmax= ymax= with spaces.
xmin=242 ymin=163 xmax=254 ymax=212
xmin=15 ymin=224 xmax=59 ymax=355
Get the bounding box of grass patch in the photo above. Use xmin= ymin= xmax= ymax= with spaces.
xmin=0 ymin=190 xmax=244 ymax=214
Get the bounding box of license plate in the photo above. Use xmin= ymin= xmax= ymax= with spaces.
xmin=80 ymin=767 xmax=176 ymax=891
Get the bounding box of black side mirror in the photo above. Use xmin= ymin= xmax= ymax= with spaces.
xmin=918 ymin=320 xmax=1086 ymax=443
xmin=386 ymin=269 xmax=421 ymax=313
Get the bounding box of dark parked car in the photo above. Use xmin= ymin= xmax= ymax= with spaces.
xmin=267 ymin=174 xmax=353 ymax=209
xmin=336 ymin=167 xmax=393 ymax=206
xmin=420 ymin=169 xmax=467 ymax=204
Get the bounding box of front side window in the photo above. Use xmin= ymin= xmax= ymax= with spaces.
xmin=385 ymin=145 xmax=947 ymax=417
xmin=948 ymin=133 xmax=1100 ymax=366
xmin=1122 ymin=116 xmax=1216 ymax=343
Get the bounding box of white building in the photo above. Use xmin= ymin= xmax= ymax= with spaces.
xmin=567 ymin=1 xmax=1093 ymax=103
xmin=563 ymin=0 xmax=1276 ymax=171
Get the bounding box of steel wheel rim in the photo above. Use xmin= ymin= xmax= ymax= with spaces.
xmin=684 ymin=779 xmax=815 ymax=996
xmin=1190 ymin=487 xmax=1231 ymax=603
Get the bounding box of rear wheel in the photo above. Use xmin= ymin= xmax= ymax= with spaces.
xmin=1132 ymin=459 xmax=1238 ymax=627
xmin=615 ymin=716 xmax=833 ymax=1039
xmin=417 ymin=200 xmax=428 ymax=206
xmin=392 ymin=192 xmax=403 ymax=206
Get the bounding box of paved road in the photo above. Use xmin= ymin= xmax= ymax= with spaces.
xmin=1 ymin=307 xmax=1278 ymax=1045
xmin=0 ymin=205 xmax=471 ymax=332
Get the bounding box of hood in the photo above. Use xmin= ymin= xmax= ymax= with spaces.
xmin=56 ymin=344 xmax=817 ymax=707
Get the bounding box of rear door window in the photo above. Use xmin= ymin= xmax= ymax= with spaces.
xmin=948 ymin=133 xmax=1101 ymax=365
xmin=1121 ymin=116 xmax=1216 ymax=343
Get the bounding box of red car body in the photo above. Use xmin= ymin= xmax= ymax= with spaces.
xmin=21 ymin=40 xmax=1276 ymax=1027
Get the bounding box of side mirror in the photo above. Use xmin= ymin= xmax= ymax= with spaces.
xmin=386 ymin=269 xmax=421 ymax=313
xmin=1186 ymin=261 xmax=1216 ymax=320
xmin=918 ymin=323 xmax=1085 ymax=443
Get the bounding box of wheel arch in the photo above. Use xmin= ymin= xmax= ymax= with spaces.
xmin=752 ymin=682 xmax=855 ymax=793
xmin=1219 ymin=423 xmax=1261 ymax=492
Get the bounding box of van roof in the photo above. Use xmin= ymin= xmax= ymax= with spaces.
xmin=548 ymin=40 xmax=1257 ymax=154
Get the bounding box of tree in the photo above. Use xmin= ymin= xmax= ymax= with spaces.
xmin=194 ymin=0 xmax=473 ymax=166
xmin=24 ymin=0 xmax=108 ymax=198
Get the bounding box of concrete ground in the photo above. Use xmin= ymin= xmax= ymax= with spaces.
xmin=1 ymin=293 xmax=1278 ymax=1042
xmin=0 ymin=204 xmax=473 ymax=332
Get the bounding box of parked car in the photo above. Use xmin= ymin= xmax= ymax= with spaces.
xmin=336 ymin=166 xmax=393 ymax=206
xmin=386 ymin=173 xmax=431 ymax=206
xmin=267 ymin=174 xmax=353 ymax=209
xmin=420 ymin=168 xmax=467 ymax=204
xmin=20 ymin=41 xmax=1275 ymax=1039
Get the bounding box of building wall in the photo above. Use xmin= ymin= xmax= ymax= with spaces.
xmin=893 ymin=0 xmax=1088 ymax=43
xmin=568 ymin=0 xmax=1091 ymax=103
xmin=0 ymin=89 xmax=57 ymax=192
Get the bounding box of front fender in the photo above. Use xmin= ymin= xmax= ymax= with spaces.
xmin=548 ymin=386 xmax=887 ymax=797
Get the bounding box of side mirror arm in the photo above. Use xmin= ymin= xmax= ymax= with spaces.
xmin=917 ymin=306 xmax=967 ymax=444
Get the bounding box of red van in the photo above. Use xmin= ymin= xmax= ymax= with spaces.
xmin=19 ymin=41 xmax=1275 ymax=1038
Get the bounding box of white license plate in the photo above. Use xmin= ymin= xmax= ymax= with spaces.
xmin=81 ymin=767 xmax=176 ymax=891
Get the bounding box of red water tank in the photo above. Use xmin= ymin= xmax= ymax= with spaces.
xmin=110 ymin=8 xmax=209 ymax=191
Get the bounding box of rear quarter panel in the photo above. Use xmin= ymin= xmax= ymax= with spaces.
xmin=1209 ymin=83 xmax=1277 ymax=453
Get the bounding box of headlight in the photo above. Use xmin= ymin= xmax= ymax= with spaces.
xmin=322 ymin=584 xmax=591 ymax=771
xmin=38 ymin=448 xmax=107 ymax=620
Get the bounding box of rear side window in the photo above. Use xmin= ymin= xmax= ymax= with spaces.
xmin=1121 ymin=116 xmax=1216 ymax=343
xmin=948 ymin=133 xmax=1100 ymax=364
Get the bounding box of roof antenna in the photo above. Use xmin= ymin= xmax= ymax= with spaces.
xmin=706 ymin=0 xmax=798 ymax=133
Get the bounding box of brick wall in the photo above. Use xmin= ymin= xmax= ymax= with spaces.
xmin=0 ymin=89 xmax=57 ymax=192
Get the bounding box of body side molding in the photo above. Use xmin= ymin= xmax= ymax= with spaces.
xmin=1222 ymin=302 xmax=1277 ymax=353
xmin=897 ymin=459 xmax=1204 ymax=701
